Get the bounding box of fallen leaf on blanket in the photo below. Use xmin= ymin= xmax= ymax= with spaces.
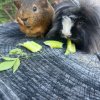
xmin=13 ymin=58 xmax=20 ymax=73
xmin=65 ymin=39 xmax=76 ymax=55
xmin=19 ymin=41 xmax=42 ymax=52
xmin=44 ymin=40 xmax=63 ymax=48
xmin=9 ymin=48 xmax=27 ymax=56
xmin=2 ymin=57 xmax=16 ymax=61
xmin=0 ymin=61 xmax=15 ymax=71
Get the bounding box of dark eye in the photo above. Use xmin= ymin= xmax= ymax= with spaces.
xmin=33 ymin=6 xmax=37 ymax=12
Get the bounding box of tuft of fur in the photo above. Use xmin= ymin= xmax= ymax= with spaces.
xmin=47 ymin=0 xmax=100 ymax=54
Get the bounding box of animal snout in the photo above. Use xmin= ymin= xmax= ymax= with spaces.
xmin=67 ymin=34 xmax=72 ymax=37
xmin=21 ymin=18 xmax=30 ymax=28
xmin=21 ymin=18 xmax=28 ymax=23
xmin=62 ymin=33 xmax=72 ymax=38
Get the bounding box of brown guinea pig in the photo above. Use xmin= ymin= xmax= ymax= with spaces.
xmin=14 ymin=0 xmax=54 ymax=37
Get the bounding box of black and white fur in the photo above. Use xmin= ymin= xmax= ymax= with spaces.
xmin=47 ymin=0 xmax=100 ymax=54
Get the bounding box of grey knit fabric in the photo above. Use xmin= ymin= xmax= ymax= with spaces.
xmin=0 ymin=22 xmax=100 ymax=100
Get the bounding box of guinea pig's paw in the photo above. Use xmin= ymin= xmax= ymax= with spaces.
xmin=17 ymin=17 xmax=24 ymax=26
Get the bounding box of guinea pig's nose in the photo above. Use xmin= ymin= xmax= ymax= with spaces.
xmin=67 ymin=34 xmax=72 ymax=38
xmin=21 ymin=18 xmax=30 ymax=27
xmin=21 ymin=18 xmax=28 ymax=22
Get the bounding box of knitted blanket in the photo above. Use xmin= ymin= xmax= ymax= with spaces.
xmin=0 ymin=22 xmax=100 ymax=100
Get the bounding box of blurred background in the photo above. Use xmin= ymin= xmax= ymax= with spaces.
xmin=0 ymin=0 xmax=16 ymax=23
xmin=0 ymin=0 xmax=53 ymax=24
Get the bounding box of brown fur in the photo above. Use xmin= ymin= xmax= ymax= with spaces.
xmin=50 ymin=0 xmax=64 ymax=6
xmin=14 ymin=0 xmax=54 ymax=37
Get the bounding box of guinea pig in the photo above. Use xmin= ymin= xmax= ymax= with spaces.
xmin=14 ymin=0 xmax=54 ymax=37
xmin=47 ymin=0 xmax=100 ymax=54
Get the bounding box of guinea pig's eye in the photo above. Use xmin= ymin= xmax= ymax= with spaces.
xmin=33 ymin=6 xmax=37 ymax=12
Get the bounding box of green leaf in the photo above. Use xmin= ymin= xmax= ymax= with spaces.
xmin=65 ymin=49 xmax=71 ymax=55
xmin=65 ymin=39 xmax=76 ymax=55
xmin=19 ymin=41 xmax=42 ymax=52
xmin=13 ymin=58 xmax=20 ymax=73
xmin=0 ymin=61 xmax=15 ymax=71
xmin=44 ymin=40 xmax=63 ymax=48
xmin=9 ymin=48 xmax=23 ymax=55
xmin=2 ymin=57 xmax=16 ymax=61
xmin=9 ymin=48 xmax=28 ymax=57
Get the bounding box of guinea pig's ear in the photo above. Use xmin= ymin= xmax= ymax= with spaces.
xmin=53 ymin=0 xmax=63 ymax=5
xmin=13 ymin=0 xmax=21 ymax=9
xmin=41 ymin=0 xmax=49 ymax=7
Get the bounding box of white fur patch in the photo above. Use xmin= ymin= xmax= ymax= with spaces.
xmin=61 ymin=16 xmax=74 ymax=38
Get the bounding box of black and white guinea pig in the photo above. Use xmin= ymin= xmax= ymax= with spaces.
xmin=47 ymin=0 xmax=100 ymax=54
